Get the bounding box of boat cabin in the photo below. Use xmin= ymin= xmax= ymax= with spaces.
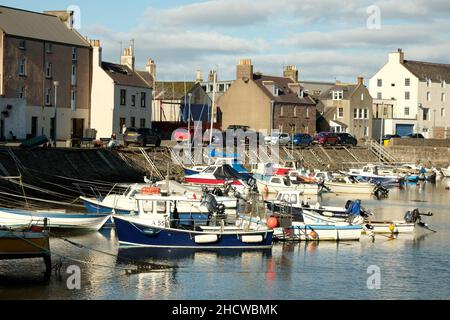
xmin=275 ymin=190 xmax=303 ymax=205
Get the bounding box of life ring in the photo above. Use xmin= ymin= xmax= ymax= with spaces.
xmin=141 ymin=187 xmax=161 ymax=195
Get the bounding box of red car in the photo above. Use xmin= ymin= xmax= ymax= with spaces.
xmin=313 ymin=132 xmax=339 ymax=146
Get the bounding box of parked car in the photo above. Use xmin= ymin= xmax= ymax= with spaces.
xmin=222 ymin=126 xmax=263 ymax=146
xmin=403 ymin=133 xmax=425 ymax=139
xmin=264 ymin=133 xmax=291 ymax=146
xmin=291 ymin=133 xmax=313 ymax=147
xmin=382 ymin=134 xmax=401 ymax=141
xmin=123 ymin=128 xmax=161 ymax=147
xmin=313 ymin=132 xmax=339 ymax=146
xmin=336 ymin=133 xmax=357 ymax=146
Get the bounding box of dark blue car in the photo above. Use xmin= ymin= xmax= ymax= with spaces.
xmin=292 ymin=133 xmax=313 ymax=147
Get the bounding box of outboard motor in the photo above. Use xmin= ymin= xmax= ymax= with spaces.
xmin=404 ymin=208 xmax=421 ymax=223
xmin=247 ymin=177 xmax=258 ymax=192
xmin=374 ymin=181 xmax=389 ymax=199
xmin=202 ymin=193 xmax=226 ymax=217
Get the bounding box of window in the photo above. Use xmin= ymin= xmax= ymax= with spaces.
xmin=338 ymin=107 xmax=344 ymax=118
xmin=71 ymin=90 xmax=76 ymax=110
xmin=377 ymin=92 xmax=382 ymax=99
xmin=45 ymin=62 xmax=52 ymax=78
xmin=361 ymin=93 xmax=364 ymax=100
xmin=19 ymin=58 xmax=26 ymax=76
xmin=377 ymin=79 xmax=382 ymax=87
xmin=140 ymin=118 xmax=146 ymax=128
xmin=18 ymin=86 xmax=25 ymax=99
xmin=427 ymin=79 xmax=431 ymax=87
xmin=19 ymin=39 xmax=26 ymax=50
xmin=364 ymin=108 xmax=368 ymax=119
xmin=423 ymin=108 xmax=429 ymax=121
xmin=353 ymin=109 xmax=358 ymax=119
xmin=46 ymin=43 xmax=53 ymax=53
xmin=120 ymin=89 xmax=127 ymax=105
xmin=45 ymin=88 xmax=52 ymax=106
xmin=427 ymin=92 xmax=431 ymax=101
xmin=306 ymin=107 xmax=310 ymax=118
xmin=405 ymin=91 xmax=410 ymax=100
xmin=274 ymin=86 xmax=280 ymax=96
xmin=404 ymin=107 xmax=410 ymax=116
xmin=441 ymin=93 xmax=445 ymax=102
xmin=332 ymin=91 xmax=343 ymax=100
xmin=131 ymin=95 xmax=136 ymax=107
xmin=293 ymin=106 xmax=297 ymax=117
xmin=391 ymin=83 xmax=396 ymax=87
xmin=130 ymin=117 xmax=136 ymax=128
xmin=442 ymin=80 xmax=446 ymax=88
xmin=359 ymin=108 xmax=363 ymax=119
xmin=71 ymin=65 xmax=77 ymax=85
xmin=120 ymin=118 xmax=126 ymax=129
xmin=219 ymin=84 xmax=225 ymax=92
xmin=141 ymin=92 xmax=146 ymax=107
xmin=364 ymin=126 xmax=369 ymax=136
xmin=405 ymin=78 xmax=410 ymax=86
xmin=280 ymin=106 xmax=284 ymax=117
xmin=72 ymin=47 xmax=77 ymax=61
xmin=441 ymin=108 xmax=445 ymax=117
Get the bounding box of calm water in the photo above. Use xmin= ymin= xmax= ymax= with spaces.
xmin=1 ymin=180 xmax=449 ymax=300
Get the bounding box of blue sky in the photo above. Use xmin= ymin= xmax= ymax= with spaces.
xmin=3 ymin=0 xmax=450 ymax=82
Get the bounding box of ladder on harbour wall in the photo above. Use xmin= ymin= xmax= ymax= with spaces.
xmin=139 ymin=148 xmax=164 ymax=180
xmin=367 ymin=140 xmax=398 ymax=163
xmin=169 ymin=146 xmax=194 ymax=167
xmin=309 ymin=148 xmax=327 ymax=167
xmin=318 ymin=145 xmax=335 ymax=165
xmin=343 ymin=146 xmax=361 ymax=163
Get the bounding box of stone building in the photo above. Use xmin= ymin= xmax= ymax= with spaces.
xmin=218 ymin=60 xmax=316 ymax=134
xmin=0 ymin=6 xmax=92 ymax=142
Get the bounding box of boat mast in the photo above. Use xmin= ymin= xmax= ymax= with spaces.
xmin=209 ymin=70 xmax=217 ymax=145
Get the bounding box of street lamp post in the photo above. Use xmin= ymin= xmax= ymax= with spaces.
xmin=53 ymin=81 xmax=59 ymax=147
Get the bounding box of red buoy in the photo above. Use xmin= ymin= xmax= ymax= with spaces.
xmin=267 ymin=217 xmax=279 ymax=229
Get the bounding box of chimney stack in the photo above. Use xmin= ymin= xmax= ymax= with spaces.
xmin=121 ymin=45 xmax=135 ymax=70
xmin=196 ymin=69 xmax=203 ymax=83
xmin=389 ymin=48 xmax=404 ymax=64
xmin=357 ymin=76 xmax=364 ymax=86
xmin=90 ymin=39 xmax=102 ymax=67
xmin=283 ymin=65 xmax=299 ymax=82
xmin=146 ymin=59 xmax=156 ymax=81
xmin=236 ymin=59 xmax=253 ymax=81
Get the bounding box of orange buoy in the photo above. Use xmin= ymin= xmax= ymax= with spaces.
xmin=309 ymin=231 xmax=318 ymax=240
xmin=267 ymin=217 xmax=279 ymax=229
xmin=141 ymin=187 xmax=161 ymax=195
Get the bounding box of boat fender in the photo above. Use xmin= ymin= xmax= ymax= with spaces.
xmin=264 ymin=185 xmax=269 ymax=194
xmin=241 ymin=235 xmax=264 ymax=243
xmin=389 ymin=223 xmax=396 ymax=233
xmin=309 ymin=231 xmax=318 ymax=240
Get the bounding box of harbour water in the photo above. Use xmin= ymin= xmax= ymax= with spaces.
xmin=1 ymin=180 xmax=449 ymax=300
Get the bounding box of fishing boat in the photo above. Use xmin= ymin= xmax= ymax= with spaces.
xmin=184 ymin=164 xmax=251 ymax=189
xmin=255 ymin=175 xmax=321 ymax=195
xmin=343 ymin=165 xmax=403 ymax=185
xmin=0 ymin=225 xmax=51 ymax=276
xmin=184 ymin=157 xmax=252 ymax=180
xmin=324 ymin=176 xmax=389 ymax=194
xmin=113 ymin=195 xmax=273 ymax=249
xmin=237 ymin=214 xmax=362 ymax=241
xmin=0 ymin=208 xmax=110 ymax=231
xmin=81 ymin=183 xmax=238 ymax=216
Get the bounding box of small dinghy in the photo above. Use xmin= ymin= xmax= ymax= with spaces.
xmin=0 ymin=208 xmax=111 ymax=231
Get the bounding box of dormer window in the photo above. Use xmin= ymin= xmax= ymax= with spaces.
xmin=442 ymin=80 xmax=446 ymax=89
xmin=332 ymin=91 xmax=343 ymax=100
xmin=427 ymin=78 xmax=432 ymax=87
xmin=274 ymin=86 xmax=279 ymax=96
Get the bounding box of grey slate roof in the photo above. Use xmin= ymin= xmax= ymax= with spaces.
xmin=0 ymin=6 xmax=89 ymax=47
xmin=403 ymin=60 xmax=450 ymax=83
xmin=253 ymin=74 xmax=316 ymax=106
xmin=154 ymin=81 xmax=197 ymax=100
xmin=102 ymin=62 xmax=151 ymax=89
xmin=320 ymin=84 xmax=358 ymax=100
xmin=137 ymin=71 xmax=154 ymax=89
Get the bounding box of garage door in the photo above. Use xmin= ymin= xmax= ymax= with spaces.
xmin=396 ymin=124 xmax=414 ymax=137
